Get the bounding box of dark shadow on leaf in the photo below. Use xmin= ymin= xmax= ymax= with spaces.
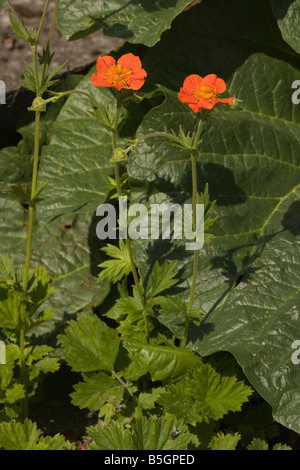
xmin=270 ymin=0 xmax=294 ymax=20
xmin=143 ymin=0 xmax=299 ymax=93
xmin=205 ymin=231 xmax=279 ymax=319
xmin=138 ymin=237 xmax=189 ymax=295
xmin=282 ymin=201 xmax=300 ymax=236
xmin=182 ymin=161 xmax=247 ymax=206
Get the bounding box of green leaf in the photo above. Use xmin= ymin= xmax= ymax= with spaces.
xmin=0 ymin=198 xmax=110 ymax=336
xmin=0 ymin=285 xmax=21 ymax=330
xmin=0 ymin=419 xmax=75 ymax=450
xmin=270 ymin=0 xmax=300 ymax=53
xmin=71 ymin=372 xmax=124 ymax=411
xmin=58 ymin=312 xmax=121 ymax=372
xmin=272 ymin=443 xmax=292 ymax=450
xmin=4 ymin=383 xmax=25 ymax=404
xmin=57 ymin=0 xmax=196 ymax=46
xmin=88 ymin=416 xmax=193 ymax=450
xmin=158 ymin=364 xmax=252 ymax=424
xmin=128 ymin=0 xmax=300 ymax=433
xmin=0 ymin=419 xmax=40 ymax=450
xmin=123 ymin=341 xmax=202 ymax=382
xmin=131 ymin=416 xmax=192 ymax=450
xmin=208 ymin=432 xmax=241 ymax=450
xmin=0 ymin=254 xmax=15 ymax=285
xmin=138 ymin=387 xmax=165 ymax=410
xmin=0 ymin=1 xmax=6 ymax=12
xmin=36 ymin=70 xmax=119 ymax=224
xmin=98 ymin=240 xmax=132 ymax=284
xmin=247 ymin=438 xmax=269 ymax=450
xmin=29 ymin=357 xmax=60 ymax=381
xmin=88 ymin=420 xmax=133 ymax=450
xmin=148 ymin=260 xmax=178 ymax=300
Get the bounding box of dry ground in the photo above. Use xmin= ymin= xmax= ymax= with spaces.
xmin=0 ymin=0 xmax=123 ymax=91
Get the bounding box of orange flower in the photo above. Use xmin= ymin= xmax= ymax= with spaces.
xmin=178 ymin=74 xmax=234 ymax=112
xmin=91 ymin=53 xmax=147 ymax=91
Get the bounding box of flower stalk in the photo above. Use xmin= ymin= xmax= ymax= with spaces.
xmin=110 ymin=92 xmax=149 ymax=341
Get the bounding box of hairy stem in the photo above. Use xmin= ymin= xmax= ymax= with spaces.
xmin=111 ymin=93 xmax=148 ymax=340
xmin=36 ymin=0 xmax=51 ymax=45
xmin=181 ymin=117 xmax=204 ymax=347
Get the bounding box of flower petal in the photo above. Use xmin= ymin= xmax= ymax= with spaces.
xmin=96 ymin=55 xmax=115 ymax=74
xmin=179 ymin=87 xmax=196 ymax=104
xmin=201 ymin=74 xmax=227 ymax=94
xmin=118 ymin=53 xmax=142 ymax=72
xmin=129 ymin=77 xmax=146 ymax=90
xmin=196 ymin=100 xmax=215 ymax=110
xmin=91 ymin=72 xmax=110 ymax=87
xmin=215 ymin=97 xmax=234 ymax=106
xmin=202 ymin=74 xmax=218 ymax=86
xmin=189 ymin=102 xmax=201 ymax=113
xmin=182 ymin=74 xmax=203 ymax=92
xmin=214 ymin=77 xmax=226 ymax=94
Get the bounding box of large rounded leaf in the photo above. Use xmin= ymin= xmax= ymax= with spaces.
xmin=57 ymin=0 xmax=195 ymax=45
xmin=270 ymin=0 xmax=300 ymax=53
xmin=128 ymin=0 xmax=300 ymax=432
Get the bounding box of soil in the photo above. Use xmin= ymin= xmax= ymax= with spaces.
xmin=0 ymin=0 xmax=123 ymax=91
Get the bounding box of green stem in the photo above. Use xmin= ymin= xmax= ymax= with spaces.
xmin=111 ymin=370 xmax=139 ymax=404
xmin=40 ymin=0 xmax=61 ymax=90
xmin=181 ymin=117 xmax=204 ymax=348
xmin=110 ymin=92 xmax=148 ymax=340
xmin=36 ymin=0 xmax=51 ymax=45
xmin=20 ymin=111 xmax=41 ymax=419
xmin=47 ymin=0 xmax=61 ymax=45
xmin=32 ymin=45 xmax=40 ymax=96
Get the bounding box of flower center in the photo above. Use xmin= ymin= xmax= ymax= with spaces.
xmin=104 ymin=64 xmax=134 ymax=87
xmin=193 ymin=84 xmax=217 ymax=102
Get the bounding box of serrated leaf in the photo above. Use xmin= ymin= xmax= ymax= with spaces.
xmin=0 ymin=419 xmax=40 ymax=450
xmin=247 ymin=438 xmax=269 ymax=450
xmin=29 ymin=357 xmax=60 ymax=381
xmin=0 ymin=419 xmax=74 ymax=450
xmin=58 ymin=312 xmax=120 ymax=372
xmin=88 ymin=416 xmax=193 ymax=450
xmin=138 ymin=387 xmax=165 ymax=410
xmin=208 ymin=432 xmax=241 ymax=450
xmin=88 ymin=420 xmax=133 ymax=450
xmin=272 ymin=443 xmax=292 ymax=450
xmin=4 ymin=383 xmax=25 ymax=404
xmin=71 ymin=372 xmax=123 ymax=411
xmin=148 ymin=260 xmax=178 ymax=300
xmin=131 ymin=416 xmax=192 ymax=450
xmin=98 ymin=240 xmax=131 ymax=284
xmin=158 ymin=364 xmax=252 ymax=424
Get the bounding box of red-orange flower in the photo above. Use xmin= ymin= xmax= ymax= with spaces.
xmin=178 ymin=74 xmax=234 ymax=112
xmin=91 ymin=53 xmax=147 ymax=91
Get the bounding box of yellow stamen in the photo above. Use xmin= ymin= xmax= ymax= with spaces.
xmin=104 ymin=64 xmax=134 ymax=87
xmin=193 ymin=84 xmax=217 ymax=103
